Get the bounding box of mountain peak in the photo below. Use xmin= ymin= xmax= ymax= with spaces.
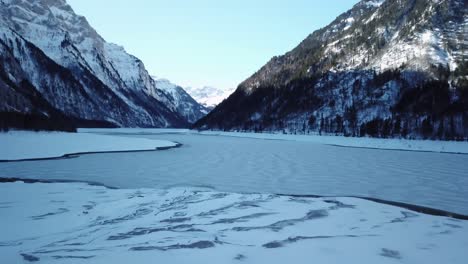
xmin=1 ymin=0 xmax=208 ymax=129
xmin=194 ymin=0 xmax=468 ymax=140
xmin=185 ymin=86 xmax=235 ymax=109
xmin=239 ymin=0 xmax=465 ymax=93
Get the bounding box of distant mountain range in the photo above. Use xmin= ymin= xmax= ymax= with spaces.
xmin=194 ymin=0 xmax=468 ymax=140
xmin=0 ymin=0 xmax=207 ymax=131
xmin=185 ymin=86 xmax=235 ymax=110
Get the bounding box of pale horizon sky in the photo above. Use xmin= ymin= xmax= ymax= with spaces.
xmin=67 ymin=0 xmax=359 ymax=90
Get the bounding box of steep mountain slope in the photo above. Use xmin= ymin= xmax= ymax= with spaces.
xmin=154 ymin=78 xmax=209 ymax=123
xmin=0 ymin=30 xmax=78 ymax=132
xmin=185 ymin=86 xmax=235 ymax=110
xmin=0 ymin=0 xmax=206 ymax=129
xmin=194 ymin=0 xmax=468 ymax=140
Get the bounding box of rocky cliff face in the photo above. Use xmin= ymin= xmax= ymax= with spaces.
xmin=195 ymin=0 xmax=468 ymax=140
xmin=0 ymin=0 xmax=207 ymax=130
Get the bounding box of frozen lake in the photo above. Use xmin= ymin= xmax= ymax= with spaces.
xmin=0 ymin=130 xmax=467 ymax=214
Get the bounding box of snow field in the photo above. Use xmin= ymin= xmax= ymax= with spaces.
xmin=0 ymin=131 xmax=177 ymax=161
xmin=0 ymin=181 xmax=467 ymax=264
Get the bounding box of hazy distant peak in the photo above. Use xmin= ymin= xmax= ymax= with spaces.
xmin=185 ymin=86 xmax=235 ymax=108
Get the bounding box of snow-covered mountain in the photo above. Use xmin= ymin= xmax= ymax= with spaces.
xmin=195 ymin=0 xmax=468 ymax=140
xmin=153 ymin=78 xmax=209 ymax=122
xmin=0 ymin=0 xmax=207 ymax=130
xmin=185 ymin=86 xmax=235 ymax=109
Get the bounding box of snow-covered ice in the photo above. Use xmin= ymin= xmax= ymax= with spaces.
xmin=0 ymin=131 xmax=177 ymax=161
xmin=2 ymin=129 xmax=468 ymax=215
xmin=1 ymin=129 xmax=467 ymax=262
xmin=0 ymin=181 xmax=467 ymax=264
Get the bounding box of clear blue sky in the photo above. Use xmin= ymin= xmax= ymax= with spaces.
xmin=67 ymin=0 xmax=359 ymax=90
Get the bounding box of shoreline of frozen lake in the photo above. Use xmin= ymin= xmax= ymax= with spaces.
xmin=81 ymin=128 xmax=468 ymax=154
xmin=0 ymin=131 xmax=179 ymax=161
xmin=1 ymin=181 xmax=467 ymax=264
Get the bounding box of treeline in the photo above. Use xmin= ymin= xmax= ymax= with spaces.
xmin=234 ymin=113 xmax=467 ymax=141
xmin=278 ymin=78 xmax=468 ymax=140
xmin=0 ymin=112 xmax=118 ymax=132
xmin=0 ymin=112 xmax=77 ymax=132
xmin=277 ymin=77 xmax=468 ymax=140
xmin=358 ymin=115 xmax=467 ymax=141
